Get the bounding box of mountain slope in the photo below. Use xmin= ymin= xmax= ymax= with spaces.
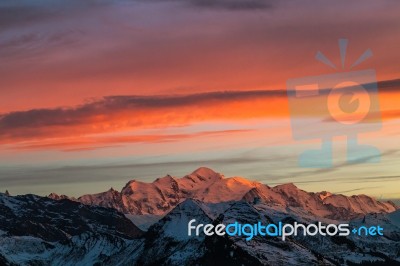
xmin=137 ymin=199 xmax=213 ymax=265
xmin=0 ymin=193 xmax=144 ymax=265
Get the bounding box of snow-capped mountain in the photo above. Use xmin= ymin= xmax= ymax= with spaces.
xmin=2 ymin=168 xmax=399 ymax=266
xmin=70 ymin=167 xmax=396 ymax=220
xmin=2 ymin=192 xmax=399 ymax=265
xmin=136 ymin=199 xmax=214 ymax=265
xmin=0 ymin=192 xmax=144 ymax=265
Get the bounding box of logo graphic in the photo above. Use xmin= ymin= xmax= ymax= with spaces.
xmin=287 ymin=39 xmax=381 ymax=168
xmin=188 ymin=219 xmax=384 ymax=241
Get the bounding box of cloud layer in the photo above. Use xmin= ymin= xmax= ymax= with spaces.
xmin=0 ymin=90 xmax=287 ymax=144
xmin=1 ymin=78 xmax=399 ymax=147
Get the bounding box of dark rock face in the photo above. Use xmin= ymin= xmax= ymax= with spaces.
xmin=0 ymin=194 xmax=143 ymax=242
xmin=0 ymin=193 xmax=145 ymax=265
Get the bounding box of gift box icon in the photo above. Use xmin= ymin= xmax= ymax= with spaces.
xmin=287 ymin=39 xmax=381 ymax=168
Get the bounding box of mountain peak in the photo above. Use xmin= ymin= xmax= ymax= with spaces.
xmin=191 ymin=167 xmax=221 ymax=178
xmin=122 ymin=179 xmax=139 ymax=192
xmin=48 ymin=192 xmax=59 ymax=198
xmin=317 ymin=191 xmax=333 ymax=200
xmin=48 ymin=192 xmax=72 ymax=200
xmin=188 ymin=167 xmax=223 ymax=182
xmin=178 ymin=167 xmax=223 ymax=192
xmin=154 ymin=174 xmax=176 ymax=184
xmin=273 ymin=182 xmax=298 ymax=191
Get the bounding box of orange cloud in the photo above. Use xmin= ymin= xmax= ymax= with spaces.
xmin=1 ymin=82 xmax=399 ymax=151
xmin=0 ymin=90 xmax=288 ymax=146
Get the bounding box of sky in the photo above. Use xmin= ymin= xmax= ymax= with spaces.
xmin=0 ymin=0 xmax=399 ymax=203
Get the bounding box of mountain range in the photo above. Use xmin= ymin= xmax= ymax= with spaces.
xmin=51 ymin=167 xmax=396 ymax=220
xmin=1 ymin=167 xmax=399 ymax=265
